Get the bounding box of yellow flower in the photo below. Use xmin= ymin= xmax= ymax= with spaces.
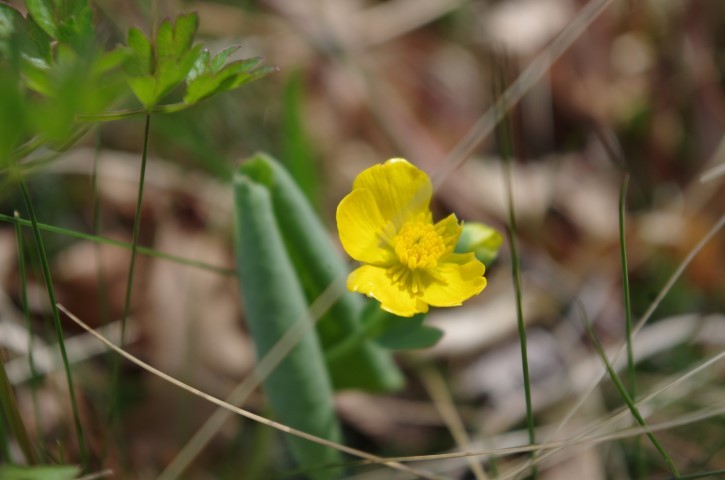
xmin=336 ymin=158 xmax=487 ymax=317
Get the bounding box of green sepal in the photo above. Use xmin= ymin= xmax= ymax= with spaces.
xmin=234 ymin=174 xmax=342 ymax=479
xmin=455 ymin=222 xmax=504 ymax=267
xmin=239 ymin=153 xmax=404 ymax=392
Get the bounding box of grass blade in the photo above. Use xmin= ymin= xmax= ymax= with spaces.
xmin=17 ymin=177 xmax=88 ymax=468
xmin=578 ymin=302 xmax=680 ymax=477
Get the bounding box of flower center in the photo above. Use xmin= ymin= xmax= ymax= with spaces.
xmin=393 ymin=219 xmax=446 ymax=270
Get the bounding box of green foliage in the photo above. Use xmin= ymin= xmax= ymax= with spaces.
xmin=123 ymin=13 xmax=201 ymax=108
xmin=233 ymin=173 xmax=341 ymax=479
xmin=122 ymin=12 xmax=275 ymax=110
xmin=0 ymin=465 xmax=79 ymax=480
xmin=366 ymin=309 xmax=443 ymax=351
xmin=239 ymin=153 xmax=404 ymax=392
xmin=25 ymin=0 xmax=92 ymax=50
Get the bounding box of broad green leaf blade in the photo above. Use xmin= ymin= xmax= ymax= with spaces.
xmin=240 ymin=153 xmax=404 ymax=392
xmin=233 ymin=174 xmax=342 ymax=479
xmin=0 ymin=465 xmax=79 ymax=480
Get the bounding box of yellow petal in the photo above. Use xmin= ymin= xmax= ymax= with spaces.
xmin=336 ymin=188 xmax=394 ymax=264
xmin=434 ymin=213 xmax=463 ymax=251
xmin=347 ymin=265 xmax=429 ymax=317
xmin=353 ymin=158 xmax=432 ymax=228
xmin=421 ymin=253 xmax=486 ymax=307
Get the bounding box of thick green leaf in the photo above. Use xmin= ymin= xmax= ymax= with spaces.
xmin=240 ymin=153 xmax=404 ymax=392
xmin=0 ymin=465 xmax=79 ymax=480
xmin=234 ymin=173 xmax=342 ymax=478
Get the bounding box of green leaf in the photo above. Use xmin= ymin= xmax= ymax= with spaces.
xmin=0 ymin=465 xmax=79 ymax=480
xmin=126 ymin=75 xmax=156 ymax=108
xmin=233 ymin=172 xmax=342 ymax=479
xmin=156 ymin=12 xmax=198 ymax=61
xmin=26 ymin=0 xmax=92 ymax=49
xmin=240 ymin=153 xmax=404 ymax=392
xmin=124 ymin=27 xmax=152 ymax=76
xmin=373 ymin=313 xmax=444 ymax=350
xmin=25 ymin=0 xmax=57 ymax=39
xmin=0 ymin=3 xmax=51 ymax=65
xmin=209 ymin=45 xmax=241 ymax=72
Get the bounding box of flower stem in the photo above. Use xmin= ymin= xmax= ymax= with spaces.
xmin=109 ymin=113 xmax=152 ymax=419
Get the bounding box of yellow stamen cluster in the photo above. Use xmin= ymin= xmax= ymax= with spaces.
xmin=394 ymin=219 xmax=446 ymax=270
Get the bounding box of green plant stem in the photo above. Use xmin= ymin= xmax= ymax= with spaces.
xmin=76 ymin=103 xmax=187 ymax=122
xmin=324 ymin=308 xmax=388 ymax=363
xmin=578 ymin=302 xmax=680 ymax=477
xmin=619 ymin=175 xmax=643 ymax=477
xmin=17 ymin=178 xmax=89 ymax=468
xmin=0 ymin=349 xmax=38 ymax=465
xmin=496 ymin=61 xmax=536 ymax=477
xmin=14 ymin=211 xmax=43 ymax=449
xmin=0 ymin=213 xmax=234 ymax=275
xmin=109 ymin=113 xmax=152 ymax=418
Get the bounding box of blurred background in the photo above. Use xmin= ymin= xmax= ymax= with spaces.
xmin=1 ymin=0 xmax=724 ymax=478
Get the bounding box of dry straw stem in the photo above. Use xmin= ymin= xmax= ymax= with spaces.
xmin=431 ymin=0 xmax=615 ymax=187
xmin=419 ymin=366 xmax=488 ymax=480
xmin=56 ymin=304 xmax=443 ymax=480
xmin=551 ymin=214 xmax=724 ymax=436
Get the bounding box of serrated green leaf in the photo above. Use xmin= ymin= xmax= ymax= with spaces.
xmin=209 ymin=45 xmax=241 ymax=72
xmin=0 ymin=465 xmax=79 ymax=480
xmin=127 ymin=75 xmax=156 ymax=108
xmin=154 ymin=43 xmax=202 ymax=102
xmin=125 ymin=27 xmax=152 ymax=76
xmin=156 ymin=12 xmax=198 ymax=61
xmin=22 ymin=14 xmax=52 ymax=64
xmin=186 ymin=48 xmax=211 ymax=82
xmin=25 ymin=0 xmax=57 ymax=39
xmin=91 ymin=46 xmax=130 ymax=76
